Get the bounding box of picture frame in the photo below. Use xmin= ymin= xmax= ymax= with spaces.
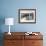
xmin=18 ymin=9 xmax=36 ymax=23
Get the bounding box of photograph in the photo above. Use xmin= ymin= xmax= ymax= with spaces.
xmin=18 ymin=9 xmax=36 ymax=23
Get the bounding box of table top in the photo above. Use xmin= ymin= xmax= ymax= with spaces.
xmin=4 ymin=32 xmax=43 ymax=35
xmin=4 ymin=32 xmax=43 ymax=40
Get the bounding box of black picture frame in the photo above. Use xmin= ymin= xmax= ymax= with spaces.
xmin=18 ymin=9 xmax=36 ymax=24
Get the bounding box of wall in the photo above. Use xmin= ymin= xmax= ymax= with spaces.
xmin=0 ymin=0 xmax=46 ymax=32
xmin=0 ymin=0 xmax=46 ymax=46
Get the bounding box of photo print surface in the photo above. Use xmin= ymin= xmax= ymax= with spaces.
xmin=19 ymin=9 xmax=36 ymax=23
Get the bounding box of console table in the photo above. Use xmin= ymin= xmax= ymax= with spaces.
xmin=4 ymin=32 xmax=43 ymax=46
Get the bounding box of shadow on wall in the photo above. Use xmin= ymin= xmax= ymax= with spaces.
xmin=0 ymin=16 xmax=5 ymax=46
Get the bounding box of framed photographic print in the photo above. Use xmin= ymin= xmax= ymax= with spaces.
xmin=18 ymin=9 xmax=36 ymax=23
